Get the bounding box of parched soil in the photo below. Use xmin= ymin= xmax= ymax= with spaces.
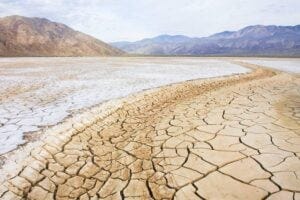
xmin=0 ymin=63 xmax=299 ymax=200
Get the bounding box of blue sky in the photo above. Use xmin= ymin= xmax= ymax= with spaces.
xmin=0 ymin=0 xmax=300 ymax=42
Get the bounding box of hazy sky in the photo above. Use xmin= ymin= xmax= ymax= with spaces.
xmin=0 ymin=0 xmax=300 ymax=42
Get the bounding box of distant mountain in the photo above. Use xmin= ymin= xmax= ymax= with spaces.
xmin=0 ymin=15 xmax=124 ymax=57
xmin=111 ymin=25 xmax=300 ymax=56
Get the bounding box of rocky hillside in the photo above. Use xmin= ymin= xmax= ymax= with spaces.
xmin=111 ymin=25 xmax=300 ymax=56
xmin=0 ymin=15 xmax=124 ymax=56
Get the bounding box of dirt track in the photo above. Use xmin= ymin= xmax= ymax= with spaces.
xmin=0 ymin=62 xmax=299 ymax=199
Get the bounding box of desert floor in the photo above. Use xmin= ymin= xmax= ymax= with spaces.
xmin=0 ymin=57 xmax=249 ymax=155
xmin=0 ymin=58 xmax=299 ymax=200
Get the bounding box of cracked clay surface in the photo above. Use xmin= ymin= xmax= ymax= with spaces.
xmin=0 ymin=57 xmax=249 ymax=155
xmin=0 ymin=62 xmax=299 ymax=199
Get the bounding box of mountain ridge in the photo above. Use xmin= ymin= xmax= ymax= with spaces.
xmin=111 ymin=25 xmax=300 ymax=56
xmin=0 ymin=15 xmax=124 ymax=57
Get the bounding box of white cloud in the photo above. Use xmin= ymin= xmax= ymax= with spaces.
xmin=0 ymin=0 xmax=299 ymax=42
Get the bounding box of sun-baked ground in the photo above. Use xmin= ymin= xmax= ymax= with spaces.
xmin=0 ymin=57 xmax=249 ymax=155
xmin=0 ymin=60 xmax=299 ymax=200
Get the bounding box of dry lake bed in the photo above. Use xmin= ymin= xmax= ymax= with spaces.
xmin=0 ymin=57 xmax=250 ymax=154
xmin=0 ymin=57 xmax=299 ymax=200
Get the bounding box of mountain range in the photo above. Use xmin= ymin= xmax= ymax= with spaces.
xmin=111 ymin=25 xmax=300 ymax=56
xmin=0 ymin=15 xmax=299 ymax=57
xmin=0 ymin=15 xmax=123 ymax=57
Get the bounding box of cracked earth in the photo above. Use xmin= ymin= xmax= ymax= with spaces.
xmin=0 ymin=61 xmax=299 ymax=200
xmin=0 ymin=57 xmax=249 ymax=154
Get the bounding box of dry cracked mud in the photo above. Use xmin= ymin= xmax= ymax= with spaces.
xmin=0 ymin=62 xmax=299 ymax=200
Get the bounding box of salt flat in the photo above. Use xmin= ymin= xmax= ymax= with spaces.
xmin=0 ymin=57 xmax=249 ymax=154
xmin=236 ymin=57 xmax=300 ymax=73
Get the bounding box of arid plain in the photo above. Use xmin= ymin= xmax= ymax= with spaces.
xmin=0 ymin=57 xmax=299 ymax=200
